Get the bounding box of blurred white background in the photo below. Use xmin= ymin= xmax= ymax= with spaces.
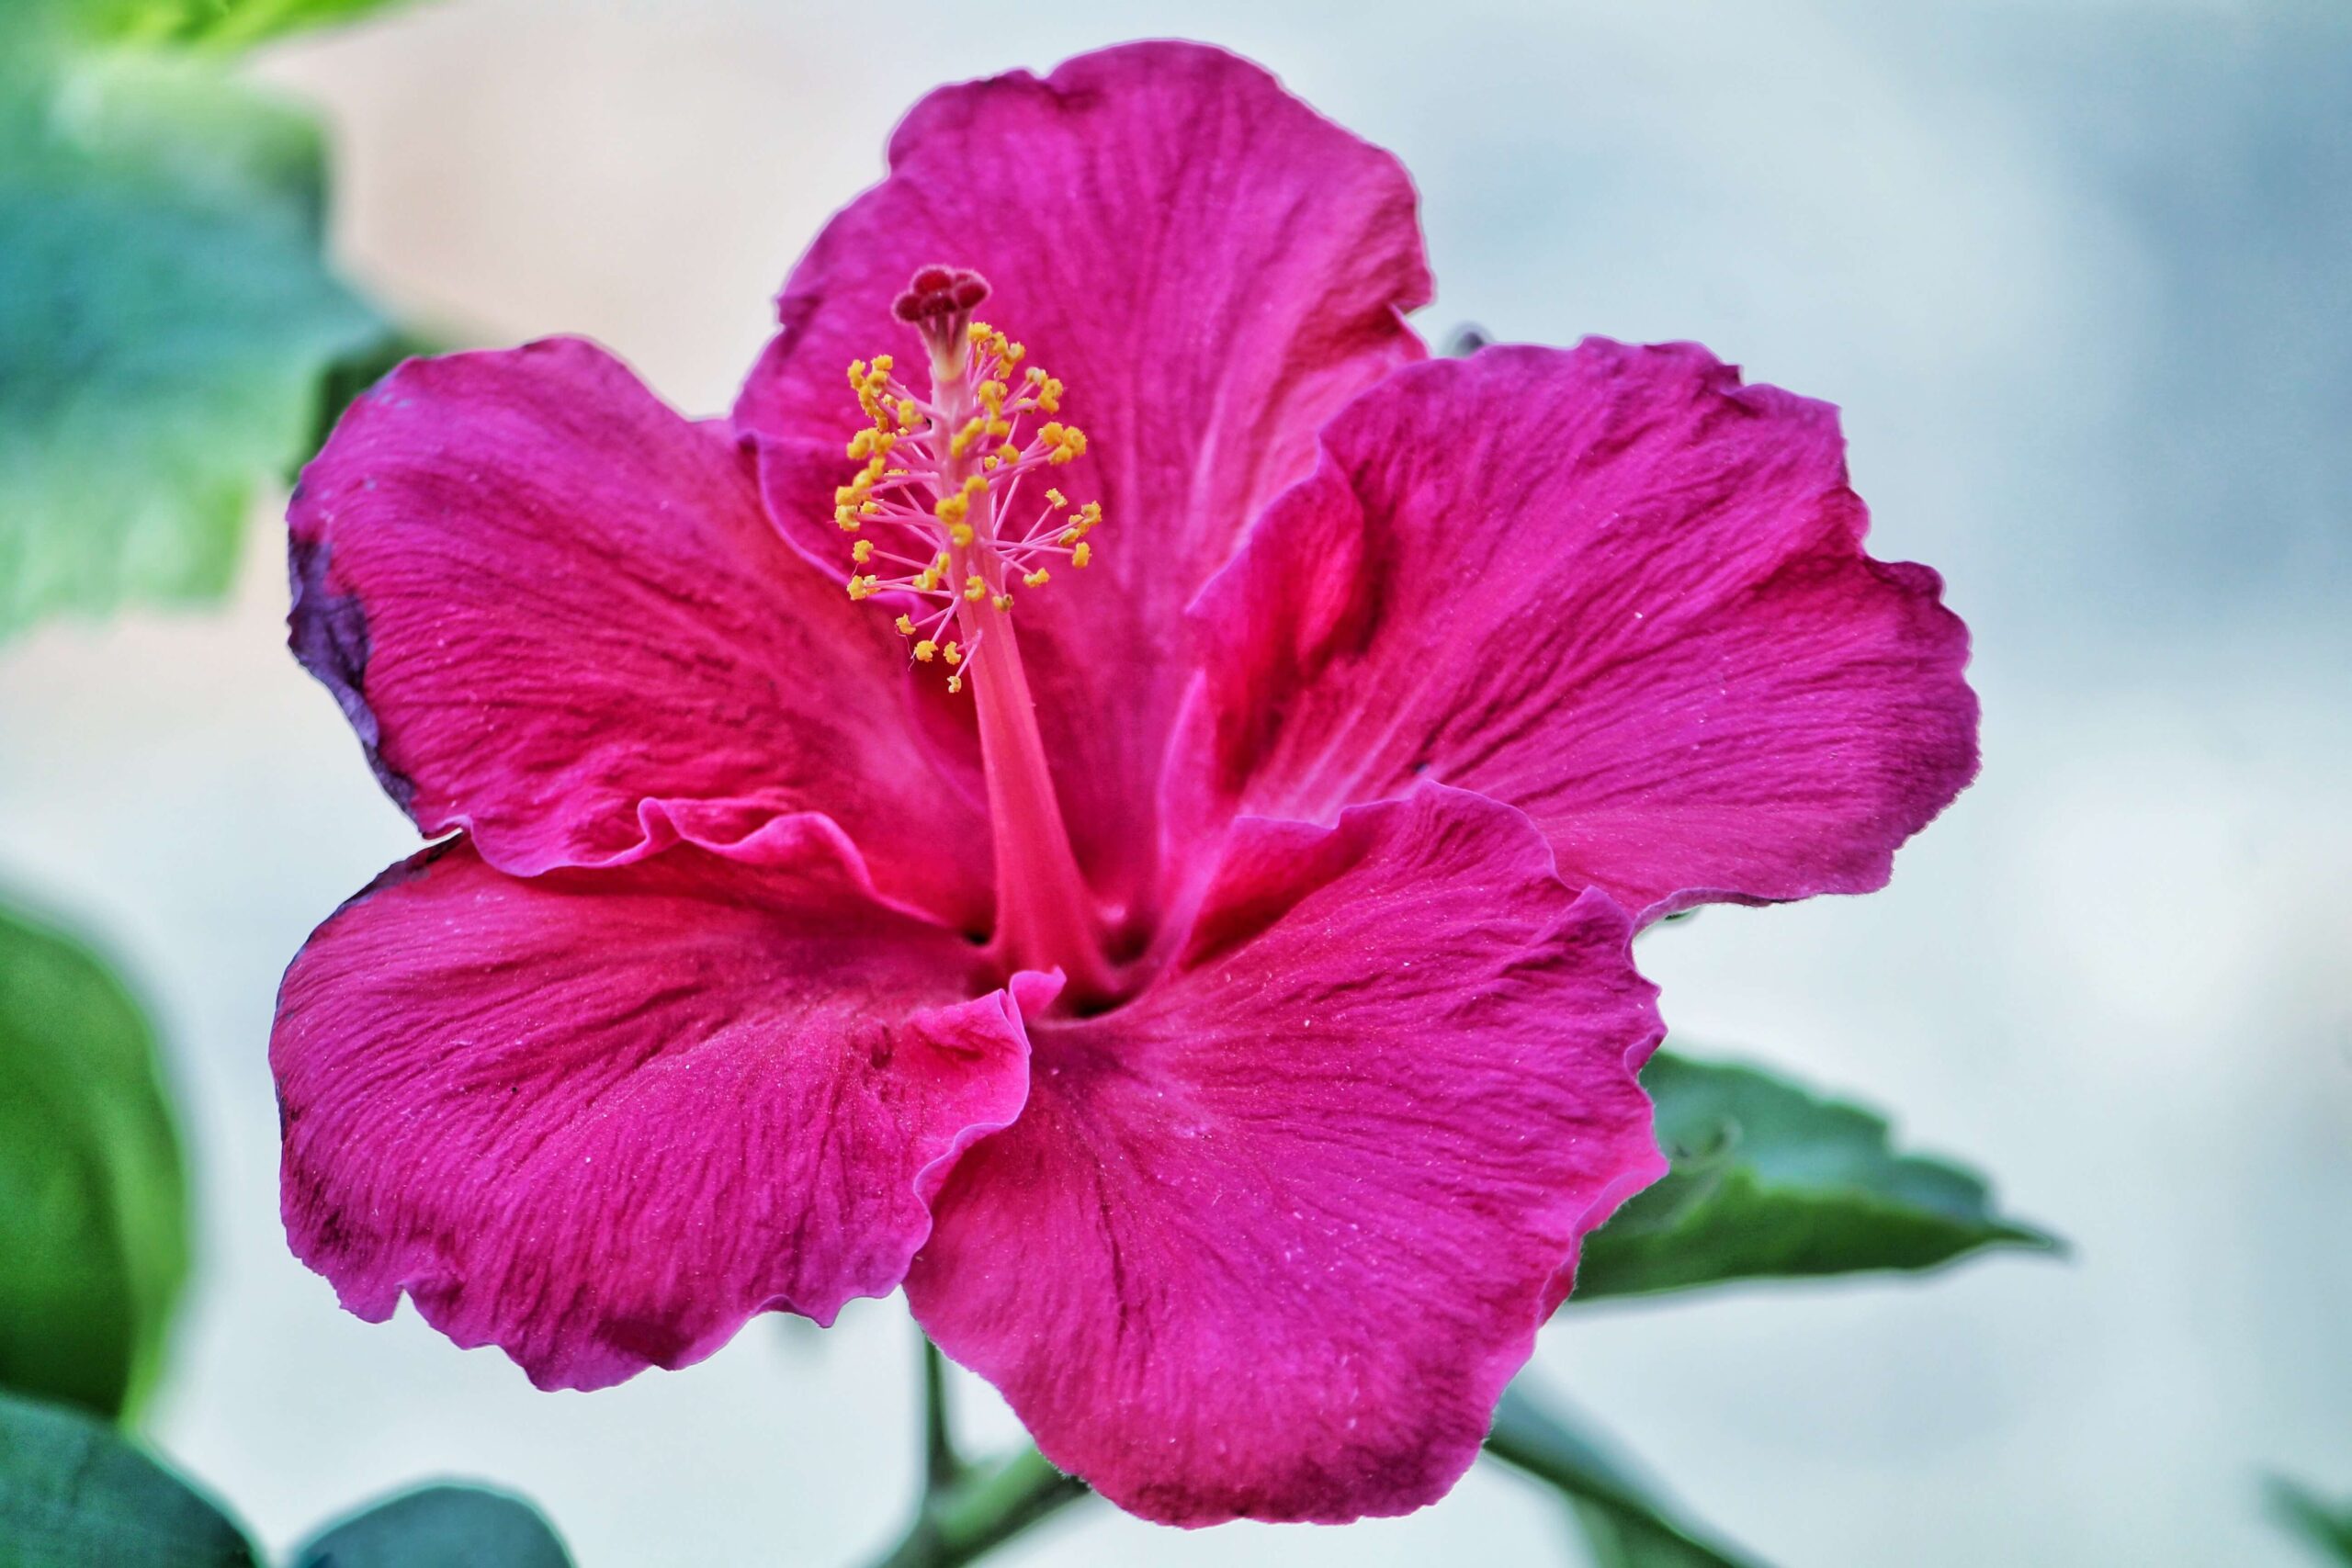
xmin=2 ymin=0 xmax=2346 ymax=1562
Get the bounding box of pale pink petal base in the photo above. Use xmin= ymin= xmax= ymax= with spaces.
xmin=1182 ymin=340 xmax=1980 ymax=921
xmin=907 ymin=787 xmax=1665 ymax=1524
xmin=272 ymin=828 xmax=1034 ymax=1391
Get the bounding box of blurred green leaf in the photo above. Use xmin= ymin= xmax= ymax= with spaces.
xmin=0 ymin=62 xmax=387 ymax=641
xmin=11 ymin=0 xmax=424 ymax=54
xmin=0 ymin=1388 xmax=257 ymax=1566
xmin=0 ymin=898 xmax=187 ymax=1420
xmin=1571 ymin=1050 xmax=2057 ymax=1303
xmin=1486 ymin=1382 xmax=1767 ymax=1568
xmin=291 ymin=1484 xmax=575 ymax=1568
xmin=2272 ymin=1477 xmax=2352 ymax=1564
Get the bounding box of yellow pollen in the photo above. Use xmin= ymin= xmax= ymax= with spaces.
xmin=834 ymin=323 xmax=1102 ymax=694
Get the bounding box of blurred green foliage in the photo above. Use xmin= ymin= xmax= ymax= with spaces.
xmin=0 ymin=1388 xmax=258 ymax=1567
xmin=2273 ymin=1478 xmax=2352 ymax=1565
xmin=0 ymin=0 xmax=410 ymax=643
xmin=0 ymin=900 xmax=187 ymax=1422
xmin=1573 ymin=1049 xmax=2057 ymax=1303
xmin=291 ymin=1484 xmax=575 ymax=1568
xmin=0 ymin=1389 xmax=573 ymax=1567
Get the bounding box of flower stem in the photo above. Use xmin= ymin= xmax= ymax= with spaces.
xmin=922 ymin=1337 xmax=961 ymax=1492
xmin=866 ymin=1443 xmax=1090 ymax=1568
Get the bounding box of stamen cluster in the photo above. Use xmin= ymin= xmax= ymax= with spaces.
xmin=834 ymin=274 xmax=1102 ymax=695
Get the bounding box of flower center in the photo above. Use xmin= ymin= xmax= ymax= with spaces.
xmin=834 ymin=265 xmax=1113 ymax=997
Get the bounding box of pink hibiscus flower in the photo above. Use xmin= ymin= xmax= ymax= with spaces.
xmin=272 ymin=41 xmax=1977 ymax=1525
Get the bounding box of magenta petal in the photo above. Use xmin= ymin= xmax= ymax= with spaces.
xmin=1182 ymin=341 xmax=1982 ymax=921
xmin=906 ymin=786 xmax=1664 ymax=1525
xmin=271 ymin=828 xmax=1032 ymax=1391
xmin=292 ymin=336 xmax=990 ymax=927
xmin=733 ymin=40 xmax=1430 ymax=915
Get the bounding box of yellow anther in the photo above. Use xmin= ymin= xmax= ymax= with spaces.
xmin=992 ymin=593 xmax=1014 ymax=612
xmin=997 ymin=443 xmax=1019 ymax=464
xmin=1023 ymin=568 xmax=1051 ymax=588
xmin=946 ymin=673 xmax=963 ymax=694
xmin=978 ymin=380 xmax=1007 ymax=414
xmin=1037 ymin=422 xmax=1085 ymax=464
xmin=835 ymin=509 xmax=861 ymax=531
xmin=895 ymin=614 xmax=917 ymax=636
xmin=1001 ymin=342 xmax=1025 ymax=366
xmin=949 ymin=416 xmax=988 ymax=457
xmin=1045 ymin=487 xmax=1068 ymax=509
xmin=871 ymin=355 xmax=892 ymax=375
xmin=949 ymin=522 xmax=974 ymax=547
xmin=943 ymin=641 xmax=963 ymax=666
xmin=935 ymin=491 xmax=970 ymax=526
xmin=964 ymin=574 xmax=988 ymax=602
xmin=985 ymin=419 xmax=1012 ymax=439
xmin=983 ymin=455 xmax=1001 ymax=471
xmin=914 ymin=639 xmax=938 ymax=662
xmin=1072 ymin=541 xmax=1092 ymax=568
xmin=895 ymin=398 xmax=919 ymax=429
xmin=846 ymin=574 xmax=880 ymax=601
xmin=846 ymin=427 xmax=897 ymax=461
xmin=967 ymin=321 xmax=992 ymax=343
xmin=962 ymin=474 xmax=988 ymax=497
xmin=852 ymin=539 xmax=874 ymax=563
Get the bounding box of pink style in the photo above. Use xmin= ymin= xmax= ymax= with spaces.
xmin=271 ymin=41 xmax=1977 ymax=1529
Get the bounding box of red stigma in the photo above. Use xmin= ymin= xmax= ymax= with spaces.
xmin=893 ymin=265 xmax=991 ymax=323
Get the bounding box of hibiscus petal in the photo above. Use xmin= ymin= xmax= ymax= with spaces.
xmin=733 ymin=40 xmax=1431 ymax=918
xmin=291 ymin=336 xmax=990 ymax=927
xmin=1181 ymin=341 xmax=1981 ymax=922
xmin=272 ymin=825 xmax=1035 ymax=1392
xmin=906 ymin=786 xmax=1664 ymax=1525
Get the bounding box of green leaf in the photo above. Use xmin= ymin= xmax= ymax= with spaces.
xmin=0 ymin=1388 xmax=258 ymax=1567
xmin=17 ymin=0 xmax=424 ymax=53
xmin=0 ymin=72 xmax=386 ymax=641
xmin=2272 ymin=1477 xmax=2352 ymax=1564
xmin=1486 ymin=1382 xmax=1768 ymax=1568
xmin=291 ymin=1484 xmax=575 ymax=1568
xmin=1571 ymin=1050 xmax=2057 ymax=1303
xmin=0 ymin=897 xmax=187 ymax=1420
